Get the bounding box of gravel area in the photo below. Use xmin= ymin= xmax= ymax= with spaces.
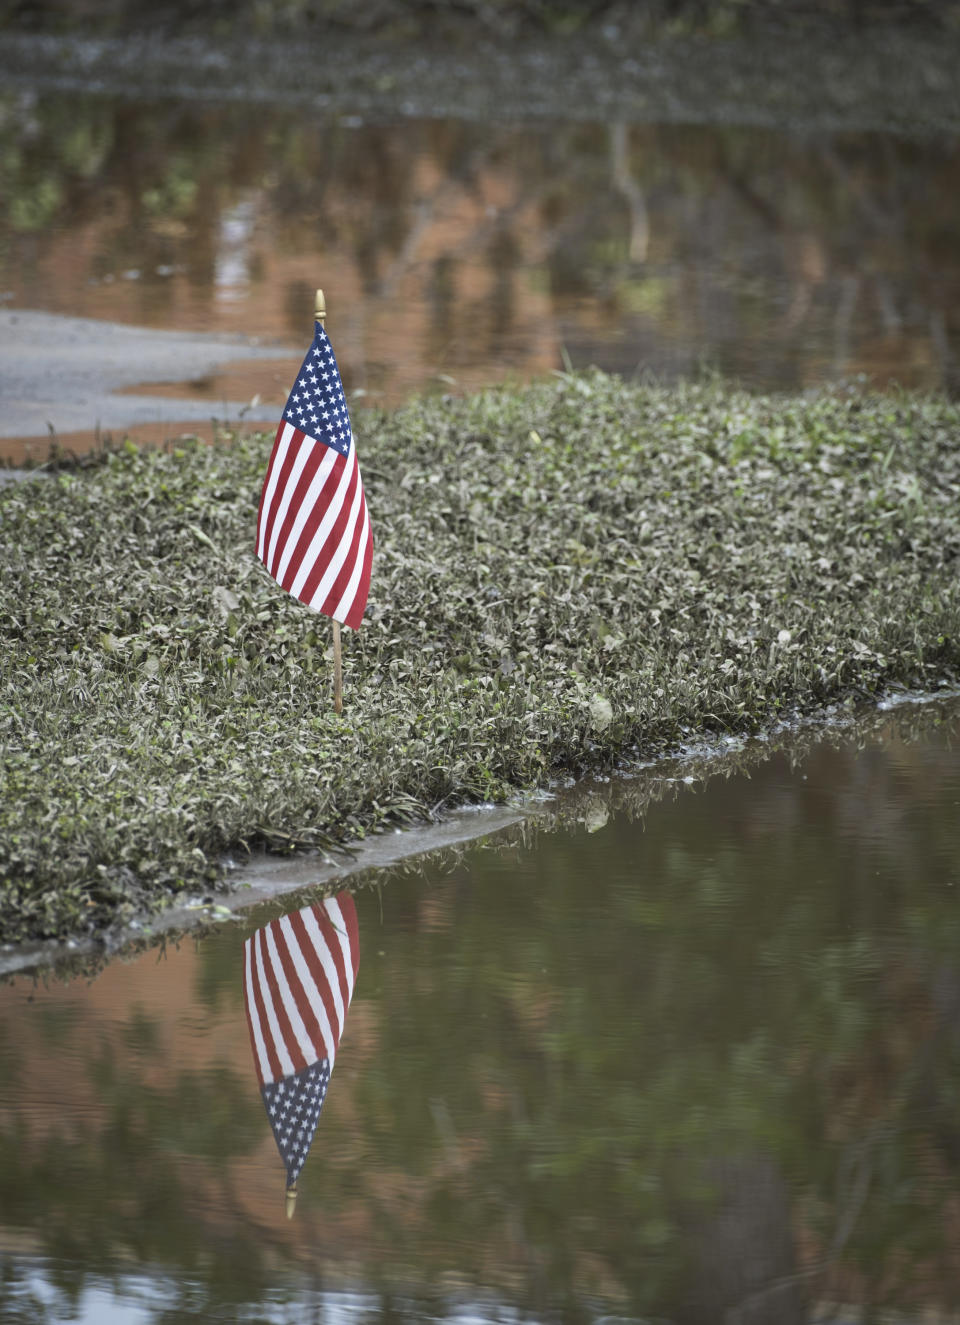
xmin=0 ymin=310 xmax=294 ymax=441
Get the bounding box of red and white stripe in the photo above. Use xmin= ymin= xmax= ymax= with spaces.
xmin=243 ymin=892 xmax=360 ymax=1087
xmin=256 ymin=422 xmax=373 ymax=631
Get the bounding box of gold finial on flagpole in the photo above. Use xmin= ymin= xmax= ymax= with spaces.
xmin=315 ymin=289 xmax=326 ymax=324
xmin=286 ymin=1183 xmax=298 ymax=1219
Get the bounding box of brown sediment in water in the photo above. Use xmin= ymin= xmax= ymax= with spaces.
xmin=3 ymin=93 xmax=959 ymax=467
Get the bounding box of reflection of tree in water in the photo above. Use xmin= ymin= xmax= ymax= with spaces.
xmin=1 ymin=92 xmax=958 ymax=393
xmin=0 ymin=1054 xmax=279 ymax=1321
xmin=325 ymin=711 xmax=960 ymax=1320
xmin=0 ymin=710 xmax=960 ymax=1318
xmin=549 ymin=123 xmax=960 ymax=391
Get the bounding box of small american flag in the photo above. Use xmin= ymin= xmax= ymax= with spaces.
xmin=243 ymin=892 xmax=359 ymax=1189
xmin=256 ymin=321 xmax=373 ymax=630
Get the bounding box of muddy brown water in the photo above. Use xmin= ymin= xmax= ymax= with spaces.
xmin=4 ymin=68 xmax=960 ymax=1322
xmin=1 ymin=695 xmax=959 ymax=1322
xmin=2 ymin=92 xmax=959 ymax=459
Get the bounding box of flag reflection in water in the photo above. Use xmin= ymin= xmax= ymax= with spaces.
xmin=242 ymin=891 xmax=359 ymax=1214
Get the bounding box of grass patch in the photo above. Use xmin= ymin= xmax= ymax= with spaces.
xmin=2 ymin=372 xmax=959 ymax=945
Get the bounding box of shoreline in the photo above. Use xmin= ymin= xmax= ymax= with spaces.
xmin=1 ymin=26 xmax=959 ymax=138
xmin=2 ymin=684 xmax=957 ymax=979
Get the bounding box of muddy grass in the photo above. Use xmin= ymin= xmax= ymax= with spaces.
xmin=2 ymin=371 xmax=960 ymax=946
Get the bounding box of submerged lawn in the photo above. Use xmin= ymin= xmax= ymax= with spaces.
xmin=2 ymin=372 xmax=959 ymax=945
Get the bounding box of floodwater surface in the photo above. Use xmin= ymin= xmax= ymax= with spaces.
xmin=1 ymin=697 xmax=960 ymax=1322
xmin=2 ymin=89 xmax=959 ymax=457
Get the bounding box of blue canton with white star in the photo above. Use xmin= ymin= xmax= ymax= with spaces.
xmin=282 ymin=322 xmax=352 ymax=458
xmin=261 ymin=1058 xmax=331 ymax=1187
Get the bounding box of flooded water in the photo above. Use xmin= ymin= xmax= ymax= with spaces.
xmin=2 ymin=698 xmax=960 ymax=1322
xmin=2 ymin=89 xmax=959 ymax=458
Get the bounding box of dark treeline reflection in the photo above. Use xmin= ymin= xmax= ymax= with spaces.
xmin=1 ymin=703 xmax=960 ymax=1321
xmin=2 ymin=89 xmax=958 ymax=398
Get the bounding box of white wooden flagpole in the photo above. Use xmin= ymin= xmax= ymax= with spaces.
xmin=332 ymin=620 xmax=343 ymax=716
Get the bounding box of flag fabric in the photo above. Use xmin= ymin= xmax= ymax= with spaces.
xmin=256 ymin=322 xmax=373 ymax=630
xmin=242 ymin=891 xmax=360 ymax=1188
